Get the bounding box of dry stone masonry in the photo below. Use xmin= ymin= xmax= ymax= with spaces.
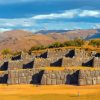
xmin=0 ymin=48 xmax=99 ymax=85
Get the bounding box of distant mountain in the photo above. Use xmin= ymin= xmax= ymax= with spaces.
xmin=86 ymin=33 xmax=100 ymax=39
xmin=0 ymin=29 xmax=99 ymax=52
xmin=47 ymin=29 xmax=98 ymax=40
xmin=35 ymin=30 xmax=70 ymax=34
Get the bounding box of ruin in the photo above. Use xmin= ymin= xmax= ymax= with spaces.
xmin=0 ymin=48 xmax=100 ymax=85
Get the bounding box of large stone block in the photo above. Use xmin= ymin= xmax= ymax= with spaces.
xmin=47 ymin=78 xmax=52 ymax=85
xmin=51 ymin=79 xmax=57 ymax=85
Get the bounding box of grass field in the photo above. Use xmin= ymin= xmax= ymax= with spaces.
xmin=0 ymin=94 xmax=99 ymax=100
xmin=0 ymin=85 xmax=100 ymax=100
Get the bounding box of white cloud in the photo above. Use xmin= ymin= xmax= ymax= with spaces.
xmin=79 ymin=10 xmax=100 ymax=17
xmin=0 ymin=18 xmax=35 ymax=27
xmin=0 ymin=9 xmax=100 ymax=32
xmin=0 ymin=28 xmax=12 ymax=32
xmin=33 ymin=9 xmax=78 ymax=19
xmin=93 ymin=24 xmax=100 ymax=29
xmin=32 ymin=9 xmax=100 ymax=19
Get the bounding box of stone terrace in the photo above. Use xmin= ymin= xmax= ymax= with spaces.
xmin=0 ymin=48 xmax=99 ymax=85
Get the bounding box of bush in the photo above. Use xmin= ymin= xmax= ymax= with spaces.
xmin=89 ymin=40 xmax=100 ymax=47
xmin=12 ymin=51 xmax=21 ymax=56
xmin=1 ymin=48 xmax=11 ymax=55
xmin=48 ymin=42 xmax=64 ymax=48
xmin=64 ymin=39 xmax=85 ymax=47
xmin=29 ymin=45 xmax=46 ymax=53
xmin=28 ymin=39 xmax=85 ymax=53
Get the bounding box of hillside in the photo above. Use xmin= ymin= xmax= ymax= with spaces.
xmin=0 ymin=29 xmax=99 ymax=52
xmin=0 ymin=30 xmax=55 ymax=51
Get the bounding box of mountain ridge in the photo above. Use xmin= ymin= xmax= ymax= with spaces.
xmin=0 ymin=29 xmax=99 ymax=51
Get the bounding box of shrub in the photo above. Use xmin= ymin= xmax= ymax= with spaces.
xmin=89 ymin=40 xmax=100 ymax=47
xmin=29 ymin=45 xmax=46 ymax=53
xmin=1 ymin=48 xmax=11 ymax=55
xmin=48 ymin=42 xmax=64 ymax=48
xmin=64 ymin=39 xmax=85 ymax=47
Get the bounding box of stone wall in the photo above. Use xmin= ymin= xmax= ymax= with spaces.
xmin=33 ymin=57 xmax=62 ymax=68
xmin=75 ymin=49 xmax=89 ymax=58
xmin=33 ymin=58 xmax=50 ymax=68
xmin=62 ymin=57 xmax=94 ymax=67
xmin=8 ymin=58 xmax=34 ymax=70
xmin=0 ymin=71 xmax=8 ymax=84
xmin=0 ymin=61 xmax=8 ymax=71
xmin=47 ymin=49 xmax=71 ymax=58
xmin=31 ymin=51 xmax=48 ymax=58
xmin=41 ymin=69 xmax=79 ymax=85
xmin=41 ymin=69 xmax=100 ymax=86
xmin=8 ymin=69 xmax=44 ymax=84
xmin=0 ymin=68 xmax=100 ymax=86
xmin=79 ymin=69 xmax=100 ymax=85
xmin=47 ymin=49 xmax=91 ymax=59
xmin=62 ymin=57 xmax=82 ymax=67
xmin=7 ymin=69 xmax=79 ymax=85
xmin=93 ymin=57 xmax=100 ymax=67
xmin=8 ymin=60 xmax=23 ymax=70
xmin=0 ymin=48 xmax=99 ymax=71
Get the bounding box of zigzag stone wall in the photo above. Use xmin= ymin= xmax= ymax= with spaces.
xmin=93 ymin=57 xmax=100 ymax=67
xmin=41 ymin=69 xmax=79 ymax=85
xmin=62 ymin=57 xmax=82 ymax=67
xmin=0 ymin=48 xmax=99 ymax=85
xmin=0 ymin=68 xmax=100 ymax=85
xmin=62 ymin=57 xmax=94 ymax=67
xmin=8 ymin=69 xmax=44 ymax=84
xmin=79 ymin=69 xmax=100 ymax=85
xmin=6 ymin=69 xmax=79 ymax=85
xmin=0 ymin=48 xmax=99 ymax=70
xmin=0 ymin=71 xmax=8 ymax=84
xmin=6 ymin=69 xmax=100 ymax=85
xmin=33 ymin=57 xmax=62 ymax=68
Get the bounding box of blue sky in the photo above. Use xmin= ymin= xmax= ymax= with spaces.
xmin=0 ymin=0 xmax=100 ymax=32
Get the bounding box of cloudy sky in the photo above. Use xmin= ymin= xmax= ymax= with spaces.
xmin=0 ymin=0 xmax=100 ymax=32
